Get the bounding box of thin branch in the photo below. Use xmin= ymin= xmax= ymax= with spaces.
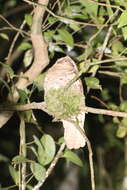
xmin=19 ymin=114 xmax=27 ymax=190
xmin=1 ymin=102 xmax=127 ymax=118
xmin=0 ymin=0 xmax=49 ymax=128
xmin=81 ymin=106 xmax=127 ymax=118
xmin=86 ymin=57 xmax=127 ymax=67
xmin=74 ymin=124 xmax=95 ymax=190
xmin=6 ymin=20 xmax=27 ymax=65
xmin=33 ymin=143 xmax=66 ymax=190
xmin=0 ymin=15 xmax=28 ymax=37
xmin=98 ymin=25 xmax=113 ymax=60
xmin=88 ymin=0 xmax=124 ymax=12
xmin=23 ymin=0 xmax=108 ymax=27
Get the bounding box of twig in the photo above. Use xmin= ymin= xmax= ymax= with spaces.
xmin=91 ymin=96 xmax=109 ymax=109
xmin=0 ymin=0 xmax=49 ymax=128
xmin=1 ymin=102 xmax=127 ymax=118
xmin=86 ymin=57 xmax=127 ymax=67
xmin=98 ymin=25 xmax=113 ymax=60
xmin=33 ymin=143 xmax=65 ymax=190
xmin=98 ymin=71 xmax=121 ymax=77
xmin=74 ymin=124 xmax=95 ymax=190
xmin=88 ymin=0 xmax=124 ymax=12
xmin=0 ymin=15 xmax=28 ymax=37
xmin=23 ymin=0 xmax=108 ymax=27
xmin=19 ymin=114 xmax=27 ymax=190
xmin=6 ymin=20 xmax=27 ymax=65
xmin=81 ymin=106 xmax=127 ymax=118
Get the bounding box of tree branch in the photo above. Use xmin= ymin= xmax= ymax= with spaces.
xmin=1 ymin=102 xmax=127 ymax=118
xmin=33 ymin=143 xmax=65 ymax=190
xmin=0 ymin=0 xmax=49 ymax=128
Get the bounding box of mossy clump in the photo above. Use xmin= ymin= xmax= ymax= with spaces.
xmin=45 ymin=88 xmax=84 ymax=120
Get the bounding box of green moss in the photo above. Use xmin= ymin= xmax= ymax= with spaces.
xmin=45 ymin=88 xmax=84 ymax=120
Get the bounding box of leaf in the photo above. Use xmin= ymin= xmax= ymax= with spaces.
xmin=9 ymin=165 xmax=19 ymax=185
xmin=62 ymin=150 xmax=83 ymax=167
xmin=30 ymin=162 xmax=46 ymax=181
xmin=12 ymin=155 xmax=27 ymax=164
xmin=30 ymin=146 xmax=38 ymax=157
xmin=18 ymin=42 xmax=32 ymax=51
xmin=116 ymin=126 xmax=127 ymax=138
xmin=17 ymin=89 xmax=28 ymax=104
xmin=85 ymin=77 xmax=101 ymax=89
xmin=38 ymin=134 xmax=56 ymax=166
xmin=106 ymin=0 xmax=113 ymax=18
xmin=108 ymin=103 xmax=118 ymax=111
xmin=58 ymin=29 xmax=74 ymax=47
xmin=0 ymin=62 xmax=14 ymax=78
xmin=121 ymin=74 xmax=127 ymax=85
xmin=0 ymin=77 xmax=11 ymax=94
xmin=0 ymin=154 xmax=9 ymax=162
xmin=120 ymin=101 xmax=127 ymax=112
xmin=112 ymin=41 xmax=124 ymax=55
xmin=58 ymin=137 xmax=65 ymax=144
xmin=33 ymin=135 xmax=43 ymax=148
xmin=69 ymin=23 xmax=80 ymax=32
xmin=23 ymin=49 xmax=33 ymax=68
xmin=118 ymin=10 xmax=127 ymax=28
xmin=25 ymin=14 xmax=32 ymax=26
xmin=79 ymin=0 xmax=98 ymax=17
xmin=121 ymin=118 xmax=127 ymax=127
xmin=122 ymin=26 xmax=127 ymax=40
xmin=44 ymin=30 xmax=55 ymax=42
xmin=0 ymin=33 xmax=9 ymax=40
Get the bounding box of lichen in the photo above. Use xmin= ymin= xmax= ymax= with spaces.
xmin=45 ymin=88 xmax=84 ymax=120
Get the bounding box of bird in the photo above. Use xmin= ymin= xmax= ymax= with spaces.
xmin=43 ymin=56 xmax=86 ymax=149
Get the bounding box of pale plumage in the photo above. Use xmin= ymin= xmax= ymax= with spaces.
xmin=44 ymin=56 xmax=86 ymax=149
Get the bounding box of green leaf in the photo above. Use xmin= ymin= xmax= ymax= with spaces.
xmin=44 ymin=30 xmax=55 ymax=42
xmin=118 ymin=10 xmax=127 ymax=28
xmin=122 ymin=26 xmax=127 ymax=40
xmin=113 ymin=117 xmax=120 ymax=124
xmin=25 ymin=14 xmax=32 ymax=26
xmin=38 ymin=134 xmax=56 ymax=166
xmin=62 ymin=150 xmax=83 ymax=167
xmin=0 ymin=154 xmax=9 ymax=162
xmin=0 ymin=77 xmax=11 ymax=94
xmin=0 ymin=33 xmax=9 ymax=40
xmin=79 ymin=0 xmax=98 ymax=17
xmin=9 ymin=165 xmax=19 ymax=185
xmin=112 ymin=41 xmax=124 ymax=55
xmin=33 ymin=135 xmax=43 ymax=149
xmin=30 ymin=162 xmax=46 ymax=181
xmin=17 ymin=89 xmax=28 ymax=104
xmin=108 ymin=103 xmax=118 ymax=111
xmin=85 ymin=77 xmax=101 ymax=89
xmin=121 ymin=118 xmax=127 ymax=127
xmin=18 ymin=42 xmax=32 ymax=51
xmin=48 ymin=16 xmax=58 ymax=24
xmin=116 ymin=126 xmax=127 ymax=138
xmin=12 ymin=155 xmax=27 ymax=164
xmin=106 ymin=0 xmax=113 ymax=18
xmin=120 ymin=101 xmax=127 ymax=112
xmin=69 ymin=23 xmax=80 ymax=32
xmin=23 ymin=49 xmax=33 ymax=68
xmin=0 ymin=62 xmax=14 ymax=78
xmin=58 ymin=29 xmax=74 ymax=47
xmin=30 ymin=146 xmax=38 ymax=157
xmin=121 ymin=74 xmax=127 ymax=85
xmin=58 ymin=137 xmax=65 ymax=144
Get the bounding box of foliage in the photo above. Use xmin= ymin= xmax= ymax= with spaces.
xmin=0 ymin=0 xmax=127 ymax=190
